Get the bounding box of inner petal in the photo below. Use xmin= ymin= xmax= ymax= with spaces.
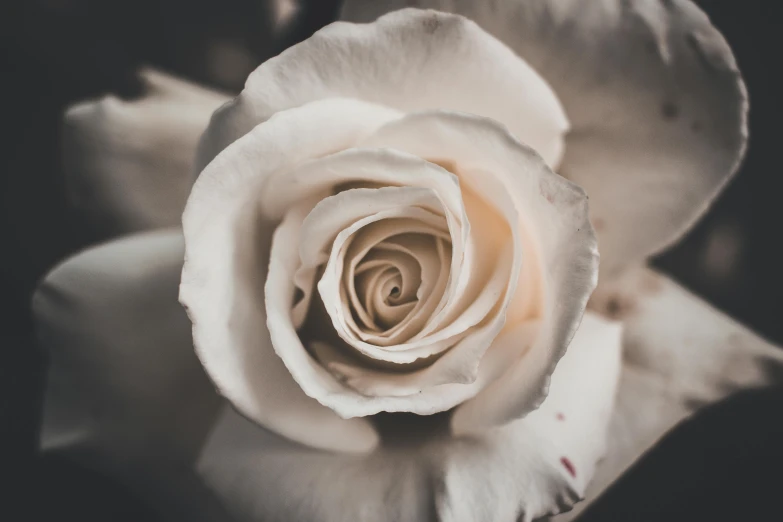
xmin=370 ymin=269 xmax=416 ymax=329
xmin=353 ymin=248 xmax=421 ymax=331
xmin=334 ymin=215 xmax=451 ymax=351
xmin=353 ymin=264 xmax=393 ymax=332
xmin=355 ymin=248 xmax=421 ymax=308
xmin=305 ymin=185 xmax=463 ymax=365
xmin=364 ymin=242 xmax=421 ymax=304
xmin=289 ymin=181 xmax=457 ymax=332
xmin=349 ymin=233 xmax=447 ymax=341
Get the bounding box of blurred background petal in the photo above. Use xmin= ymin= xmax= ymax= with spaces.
xmin=33 ymin=230 xmax=225 ymax=521
xmin=63 ymin=69 xmax=229 ymax=237
xmin=555 ymin=267 xmax=783 ymax=521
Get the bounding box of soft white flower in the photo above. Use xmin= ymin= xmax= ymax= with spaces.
xmin=34 ymin=3 xmax=783 ymax=522
xmin=182 ymin=8 xmax=604 ymax=449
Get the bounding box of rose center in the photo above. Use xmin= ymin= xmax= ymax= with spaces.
xmin=349 ymin=232 xmax=443 ymax=332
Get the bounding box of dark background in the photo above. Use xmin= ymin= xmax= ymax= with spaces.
xmin=1 ymin=0 xmax=782 ymax=520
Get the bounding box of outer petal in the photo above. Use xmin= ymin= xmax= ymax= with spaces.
xmin=196 ymin=312 xmax=620 ymax=522
xmin=33 ymin=230 xmax=227 ymax=522
xmin=342 ymin=0 xmax=748 ymax=276
xmin=181 ymin=98 xmax=402 ymax=452
xmin=553 ymin=267 xmax=783 ymax=521
xmin=63 ymin=68 xmax=229 ymax=236
xmin=437 ymin=312 xmax=622 ymax=522
xmin=196 ymin=8 xmax=568 ymax=171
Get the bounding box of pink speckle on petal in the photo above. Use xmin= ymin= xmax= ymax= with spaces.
xmin=556 ymin=413 xmax=565 ymax=421
xmin=560 ymin=457 xmax=576 ymax=478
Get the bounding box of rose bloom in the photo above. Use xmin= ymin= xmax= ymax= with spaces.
xmin=35 ymin=2 xmax=783 ymax=522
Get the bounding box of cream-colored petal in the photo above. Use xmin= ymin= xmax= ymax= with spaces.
xmin=315 ymin=234 xmax=451 ymax=347
xmin=295 ymin=185 xmax=447 ymax=336
xmin=195 ymin=195 xmax=379 ymax=453
xmin=33 ymin=230 xmax=226 ymax=521
xmin=272 ymin=149 xmax=471 ymax=346
xmin=283 ymin=113 xmax=607 ymax=416
xmin=282 ymin=149 xmax=468 ymax=353
xmin=367 ymin=270 xmax=416 ymax=327
xmin=351 ymin=242 xmax=421 ymax=329
xmin=318 ymin=208 xmax=453 ymax=360
xmin=343 ymin=0 xmax=748 ymax=277
xmin=181 ymin=99 xmax=406 ymax=452
xmin=352 ymin=235 xmax=432 ymax=334
xmin=268 ymin=192 xmax=517 ymax=417
xmin=63 ymin=69 xmax=229 ymax=235
xmin=438 ymin=313 xmax=622 ymax=522
xmin=262 ymin=147 xmax=463 ymax=221
xmin=186 ymin=98 xmax=401 ymax=233
xmin=361 ymin=111 xmax=598 ymax=430
xmin=554 ymin=267 xmax=783 ymax=521
xmin=296 ymin=185 xmax=448 ymax=274
xmin=270 ymin=149 xmax=472 ymax=340
xmin=359 ymin=235 xmax=451 ymax=343
xmin=272 ymin=188 xmax=452 ymax=405
xmin=311 ymin=187 xmax=519 ymax=407
xmin=296 ymin=131 xmax=525 ymax=396
xmin=345 ymin=228 xmax=441 ymax=335
xmin=265 ymin=199 xmax=469 ymax=417
xmin=196 ymin=8 xmax=567 ymax=171
xmin=408 ymin=183 xmax=516 ymax=346
xmin=316 ymin=244 xmax=514 ymax=398
xmin=354 ymin=256 xmax=413 ymax=328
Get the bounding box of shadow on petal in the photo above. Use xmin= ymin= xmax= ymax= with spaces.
xmin=554 ymin=267 xmax=783 ymax=521
xmin=34 ymin=229 xmax=227 ymax=521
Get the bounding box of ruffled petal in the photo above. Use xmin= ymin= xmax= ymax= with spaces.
xmin=33 ymin=230 xmax=227 ymax=521
xmin=266 ymin=148 xmax=470 ymax=357
xmin=63 ymin=69 xmax=229 ymax=235
xmin=301 ymin=184 xmax=454 ymax=360
xmin=342 ymin=0 xmax=748 ymax=276
xmin=554 ymin=267 xmax=783 ymax=521
xmin=196 ymin=8 xmax=567 ymax=171
xmin=263 ymin=159 xmax=511 ymax=417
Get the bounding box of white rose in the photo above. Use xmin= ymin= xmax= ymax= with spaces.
xmin=182 ymin=9 xmax=602 ymax=453
xmin=33 ymin=3 xmax=783 ymax=522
